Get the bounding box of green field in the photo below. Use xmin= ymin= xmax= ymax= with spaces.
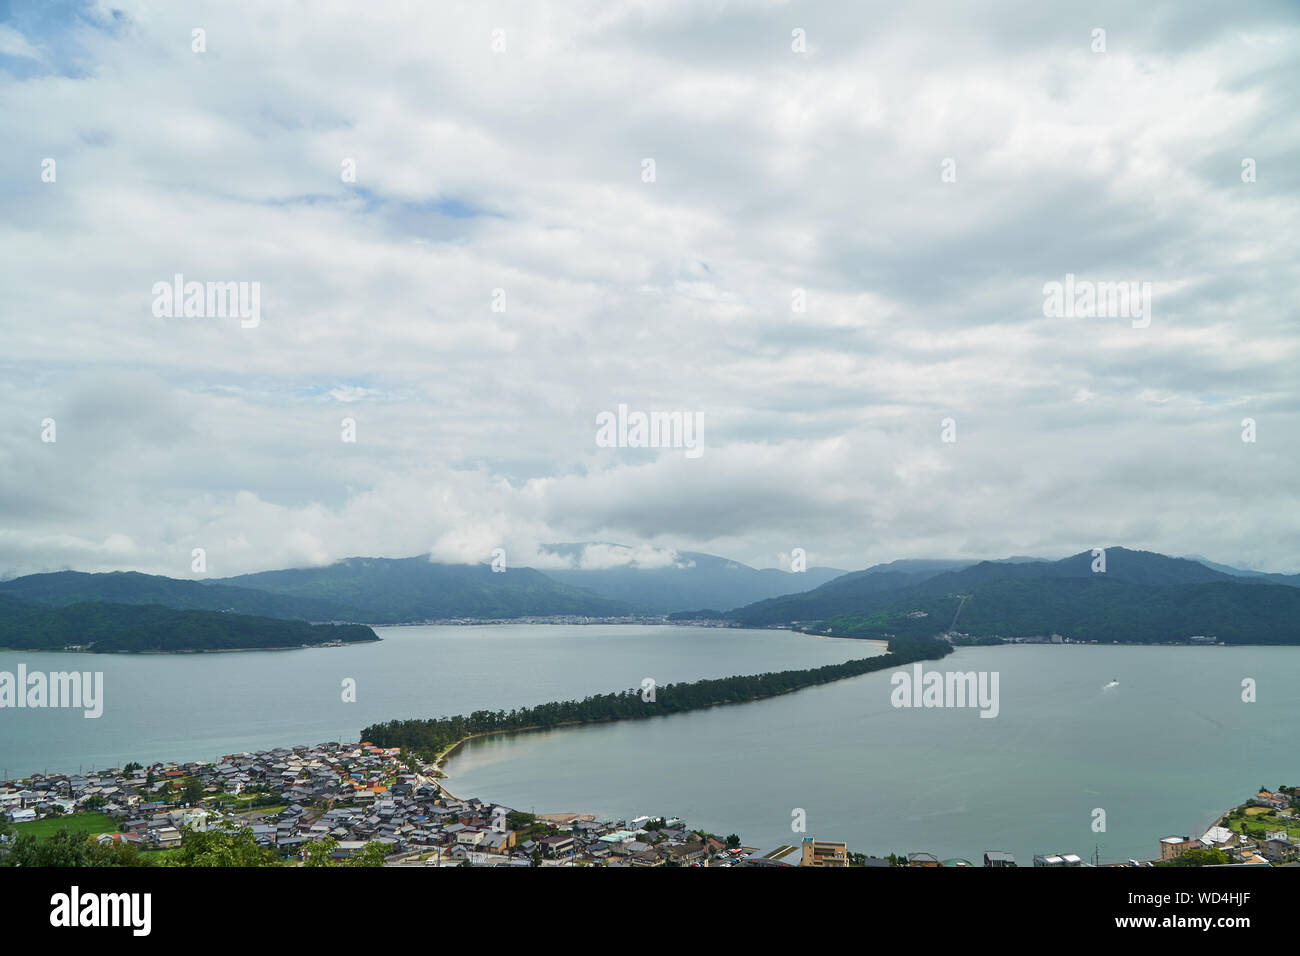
xmin=1223 ymin=809 xmax=1300 ymax=841
xmin=206 ymin=792 xmax=285 ymax=813
xmin=13 ymin=810 xmax=118 ymax=840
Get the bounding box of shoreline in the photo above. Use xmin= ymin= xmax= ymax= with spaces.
xmin=0 ymin=639 xmax=381 ymax=655
xmin=799 ymin=633 xmax=889 ymax=646
xmin=432 ymin=655 xmax=902 ymax=793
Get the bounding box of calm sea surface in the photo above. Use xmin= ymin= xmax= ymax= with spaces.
xmin=0 ymin=625 xmax=862 ymax=778
xmin=443 ymin=643 xmax=1300 ymax=865
xmin=4 ymin=629 xmax=1296 ymax=864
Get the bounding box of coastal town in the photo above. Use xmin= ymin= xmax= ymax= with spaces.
xmin=404 ymin=616 xmax=737 ymax=628
xmin=2 ymin=740 xmax=1296 ymax=868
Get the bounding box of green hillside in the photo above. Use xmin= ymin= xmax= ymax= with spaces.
xmin=730 ymin=548 xmax=1300 ymax=645
xmin=215 ymin=556 xmax=632 ymax=623
xmin=0 ymin=597 xmax=378 ymax=652
xmin=821 ymin=577 xmax=1300 ymax=645
xmin=0 ymin=570 xmax=355 ymax=621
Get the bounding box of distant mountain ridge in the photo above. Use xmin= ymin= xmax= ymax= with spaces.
xmin=3 ymin=547 xmax=1297 ymax=643
xmin=213 ymin=556 xmax=633 ymax=624
xmin=535 ymin=543 xmax=847 ymax=613
xmin=1180 ymin=555 xmax=1300 ymax=588
xmin=0 ymin=559 xmax=634 ymax=625
xmin=727 ymin=547 xmax=1300 ymax=645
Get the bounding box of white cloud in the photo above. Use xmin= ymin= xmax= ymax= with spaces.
xmin=0 ymin=24 xmax=44 ymax=61
xmin=1 ymin=0 xmax=1297 ymax=577
xmin=328 ymin=385 xmax=378 ymax=403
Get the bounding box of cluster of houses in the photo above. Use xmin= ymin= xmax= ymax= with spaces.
xmin=1158 ymin=789 xmax=1298 ymax=867
xmin=0 ymin=766 xmax=199 ymax=850
xmin=430 ymin=616 xmax=671 ymax=626
xmin=3 ymin=747 xmax=1295 ymax=868
xmin=0 ymin=741 xmax=795 ymax=866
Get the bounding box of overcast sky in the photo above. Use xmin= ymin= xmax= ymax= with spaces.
xmin=1 ymin=0 xmax=1297 ymax=579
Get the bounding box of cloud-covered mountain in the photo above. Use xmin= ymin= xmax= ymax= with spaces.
xmin=533 ymin=543 xmax=847 ymax=613
xmin=2 ymin=546 xmax=1296 ymax=642
xmin=212 ymin=556 xmax=632 ymax=623
xmin=0 ymin=558 xmax=634 ymax=624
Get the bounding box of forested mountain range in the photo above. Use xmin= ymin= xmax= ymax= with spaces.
xmin=3 ymin=546 xmax=1297 ymax=645
xmin=212 ymin=557 xmax=632 ymax=623
xmin=0 ymin=559 xmax=632 ymax=624
xmin=726 ymin=548 xmax=1300 ymax=645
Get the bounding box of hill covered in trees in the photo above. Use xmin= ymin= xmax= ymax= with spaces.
xmin=0 ymin=570 xmax=356 ymax=622
xmin=0 ymin=558 xmax=635 ymax=625
xmin=5 ymin=547 xmax=1296 ymax=642
xmin=0 ymin=597 xmax=378 ymax=652
xmin=727 ymin=548 xmax=1300 ymax=645
xmin=213 ymin=556 xmax=633 ymax=623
